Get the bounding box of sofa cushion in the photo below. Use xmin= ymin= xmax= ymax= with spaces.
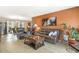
xmin=49 ymin=31 xmax=58 ymax=36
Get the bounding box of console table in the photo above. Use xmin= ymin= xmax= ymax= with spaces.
xmin=69 ymin=42 xmax=79 ymax=52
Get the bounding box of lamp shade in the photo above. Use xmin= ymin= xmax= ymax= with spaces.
xmin=34 ymin=24 xmax=38 ymax=27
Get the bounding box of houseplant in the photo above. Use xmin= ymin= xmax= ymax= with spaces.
xmin=69 ymin=27 xmax=79 ymax=42
xmin=61 ymin=23 xmax=70 ymax=42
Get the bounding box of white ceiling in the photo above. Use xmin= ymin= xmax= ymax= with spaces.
xmin=0 ymin=6 xmax=75 ymax=21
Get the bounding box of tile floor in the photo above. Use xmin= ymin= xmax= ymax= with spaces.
xmin=0 ymin=34 xmax=77 ymax=53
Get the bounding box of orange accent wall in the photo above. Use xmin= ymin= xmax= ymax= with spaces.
xmin=32 ymin=7 xmax=79 ymax=28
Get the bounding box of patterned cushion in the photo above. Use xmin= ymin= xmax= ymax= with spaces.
xmin=49 ymin=31 xmax=58 ymax=36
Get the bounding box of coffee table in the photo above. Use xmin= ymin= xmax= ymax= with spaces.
xmin=24 ymin=35 xmax=45 ymax=50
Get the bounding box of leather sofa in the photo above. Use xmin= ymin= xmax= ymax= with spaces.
xmin=38 ymin=28 xmax=60 ymax=44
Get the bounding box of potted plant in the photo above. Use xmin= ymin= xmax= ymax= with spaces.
xmin=61 ymin=23 xmax=69 ymax=42
xmin=69 ymin=27 xmax=78 ymax=44
xmin=61 ymin=23 xmax=67 ymax=30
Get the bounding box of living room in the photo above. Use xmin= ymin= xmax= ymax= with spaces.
xmin=32 ymin=6 xmax=79 ymax=52
xmin=0 ymin=6 xmax=79 ymax=53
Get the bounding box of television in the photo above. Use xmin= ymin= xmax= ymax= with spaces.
xmin=42 ymin=17 xmax=56 ymax=26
